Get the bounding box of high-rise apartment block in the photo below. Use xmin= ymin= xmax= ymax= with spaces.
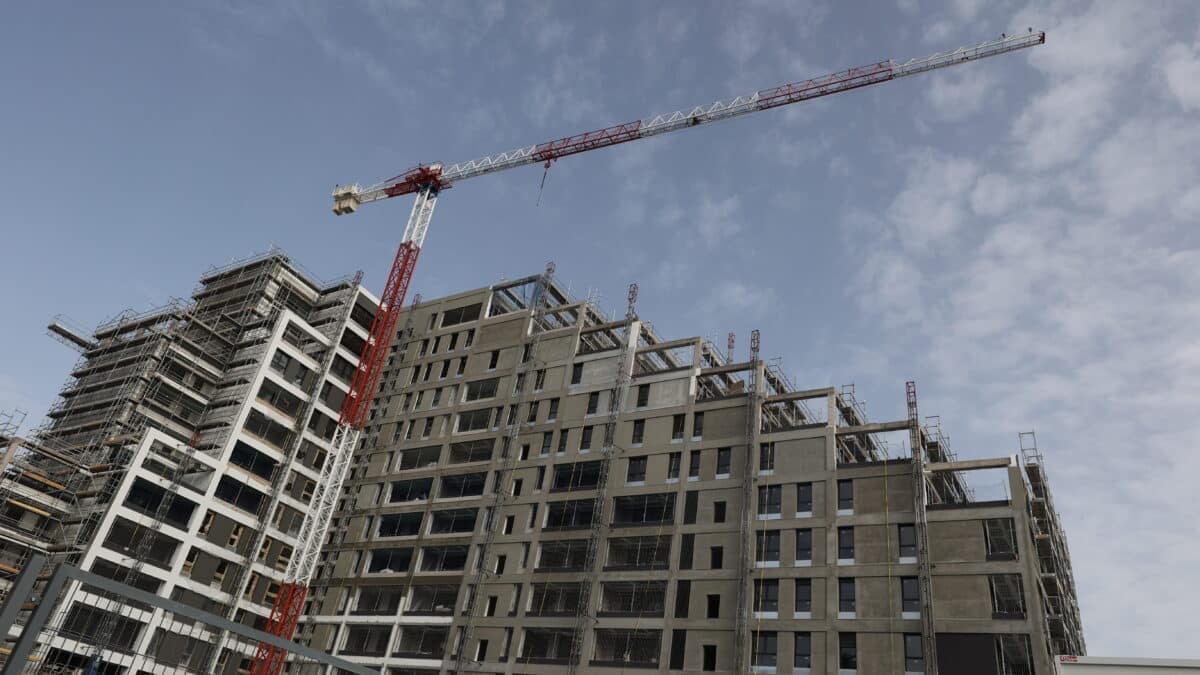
xmin=1 ymin=255 xmax=1083 ymax=674
xmin=300 ymin=268 xmax=1084 ymax=675
xmin=0 ymin=250 xmax=377 ymax=673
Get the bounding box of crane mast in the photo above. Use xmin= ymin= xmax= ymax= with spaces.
xmin=252 ymin=30 xmax=1043 ymax=675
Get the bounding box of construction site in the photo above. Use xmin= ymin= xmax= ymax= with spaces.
xmin=0 ymin=25 xmax=1111 ymax=675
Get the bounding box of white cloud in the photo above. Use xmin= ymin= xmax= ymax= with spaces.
xmin=925 ymin=68 xmax=997 ymax=121
xmin=695 ymin=194 xmax=742 ymax=246
xmin=852 ymin=1 xmax=1200 ymax=656
xmin=707 ymin=280 xmax=777 ymax=317
xmin=1161 ymin=40 xmax=1200 ymax=110
xmin=885 ymin=150 xmax=978 ymax=249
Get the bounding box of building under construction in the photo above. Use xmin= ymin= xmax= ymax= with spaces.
xmin=0 ymin=249 xmax=378 ymax=673
xmin=0 ymin=253 xmax=1084 ymax=674
xmin=295 ymin=267 xmax=1085 ymax=675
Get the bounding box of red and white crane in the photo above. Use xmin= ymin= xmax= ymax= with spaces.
xmin=252 ymin=29 xmax=1044 ymax=675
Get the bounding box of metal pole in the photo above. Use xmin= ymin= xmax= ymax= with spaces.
xmin=0 ymin=552 xmax=46 ymax=636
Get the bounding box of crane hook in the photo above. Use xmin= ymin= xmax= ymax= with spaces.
xmin=536 ymin=159 xmax=554 ymax=207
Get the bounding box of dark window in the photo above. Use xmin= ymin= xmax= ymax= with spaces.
xmin=612 ymin=493 xmax=675 ymax=525
xmin=667 ymin=451 xmax=681 ymax=478
xmin=527 ymin=400 xmax=539 ymax=423
xmin=540 ymin=432 xmax=552 ymax=455
xmin=754 ymin=579 xmax=779 ymax=612
xmin=902 ymin=576 xmax=920 ymax=613
xmin=794 ymin=632 xmax=812 ymax=668
xmin=214 ymin=476 xmax=265 ymax=514
xmin=990 ymin=574 xmax=1026 ymax=618
xmin=756 ymin=530 xmax=780 ymax=563
xmin=636 ymin=384 xmax=650 ymax=407
xmin=230 ymin=441 xmax=278 ymax=481
xmin=420 ymin=545 xmax=469 ymax=571
xmin=716 ymin=447 xmax=731 ymax=475
xmin=714 ymin=501 xmax=726 ymax=523
xmin=751 ymin=631 xmax=777 ymax=668
xmin=441 ymin=302 xmax=481 ymax=326
xmin=692 ymin=412 xmax=704 ymax=437
xmin=439 ymin=473 xmax=486 ymax=498
xmin=674 ymin=580 xmax=691 ymax=618
xmin=400 ymin=444 xmax=442 ymax=469
xmin=679 ymin=533 xmax=695 ymax=570
xmin=797 ymin=482 xmax=813 ymax=512
xmin=796 ymin=528 xmax=813 ymax=562
xmin=367 ymin=548 xmax=412 ymax=573
xmin=703 ymin=644 xmax=717 ymax=671
xmin=580 ymin=426 xmax=594 ymax=450
xmin=544 ymin=500 xmax=595 ymax=530
xmin=707 ymin=594 xmax=720 ymax=618
xmin=379 ymin=512 xmax=423 ymax=537
xmin=632 ymin=419 xmax=645 ymax=444
xmin=795 ymin=578 xmax=812 ymax=613
xmin=457 ymin=408 xmax=491 ymax=432
xmin=671 ymin=414 xmax=685 ymax=440
xmin=390 ymin=478 xmax=433 ymax=502
xmin=839 ymin=526 xmax=855 ymax=560
xmin=488 ymin=350 xmax=499 ymax=369
xmin=535 ymin=369 xmax=546 ymax=390
xmin=985 ymin=517 xmax=1018 ymax=560
xmin=429 ymin=508 xmax=477 ymax=534
xmin=464 ymin=378 xmax=499 ymax=401
xmin=710 ymin=546 xmax=723 ymax=569
xmin=552 ymin=461 xmax=601 ymax=491
xmin=839 ymin=633 xmax=857 ymax=669
xmin=839 ymin=578 xmax=856 ymax=613
xmin=758 ymin=485 xmax=782 ymax=515
xmin=905 ymin=634 xmax=924 ymax=672
xmin=899 ymin=524 xmax=917 ymax=558
xmin=759 ymin=442 xmax=775 ymax=471
xmin=587 ymin=392 xmax=600 ymax=415
xmin=838 ymin=479 xmax=854 ymax=510
xmin=571 ymin=363 xmax=584 ymax=384
xmin=627 ymin=456 xmax=647 ymax=482
xmin=683 ymin=491 xmax=699 ymax=524
xmin=688 ymin=450 xmax=701 ymax=478
xmin=547 ymin=397 xmax=559 ymax=419
xmin=670 ymin=630 xmax=687 ymax=670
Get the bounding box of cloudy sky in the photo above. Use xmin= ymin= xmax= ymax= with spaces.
xmin=2 ymin=0 xmax=1198 ymax=658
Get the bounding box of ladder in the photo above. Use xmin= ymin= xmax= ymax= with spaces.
xmin=565 ymin=284 xmax=639 ymax=674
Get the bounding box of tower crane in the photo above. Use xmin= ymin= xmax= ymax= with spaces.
xmin=251 ymin=29 xmax=1044 ymax=675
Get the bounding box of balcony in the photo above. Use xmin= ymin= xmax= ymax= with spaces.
xmin=605 ymin=536 xmax=671 ymax=571
xmin=519 ymin=628 xmax=576 ymax=665
xmin=528 ymin=582 xmax=584 ymax=617
xmin=599 ymin=581 xmax=666 ymax=617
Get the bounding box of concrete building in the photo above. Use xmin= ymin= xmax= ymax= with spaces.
xmin=1054 ymin=657 xmax=1200 ymax=675
xmin=0 ymin=249 xmax=377 ymax=673
xmin=299 ymin=269 xmax=1085 ymax=675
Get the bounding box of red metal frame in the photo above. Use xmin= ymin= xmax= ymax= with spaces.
xmin=756 ymin=62 xmax=893 ymax=111
xmin=532 ymin=120 xmax=643 ymax=163
xmin=383 ymin=165 xmax=451 ymax=198
xmin=249 ymin=240 xmax=422 ymax=675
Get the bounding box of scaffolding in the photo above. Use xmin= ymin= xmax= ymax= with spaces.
xmin=908 ymin=382 xmax=940 ymax=675
xmin=4 ymin=249 xmax=361 ymax=673
xmin=731 ymin=329 xmax=761 ymax=675
xmin=1020 ymin=431 xmax=1085 ymax=659
xmin=452 ymin=263 xmax=557 ymax=673
xmin=565 ymin=283 xmax=639 ymax=674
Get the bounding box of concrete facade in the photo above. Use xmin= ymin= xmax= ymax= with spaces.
xmin=300 ymin=270 xmax=1085 ymax=675
xmin=0 ymin=250 xmax=376 ymax=673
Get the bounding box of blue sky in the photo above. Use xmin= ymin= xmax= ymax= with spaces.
xmin=3 ymin=0 xmax=1199 ymax=658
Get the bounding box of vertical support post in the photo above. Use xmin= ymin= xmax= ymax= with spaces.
xmin=2 ymin=558 xmax=66 ymax=675
xmin=0 ymin=553 xmax=45 ymax=639
xmin=907 ymin=381 xmax=939 ymax=675
xmin=732 ymin=330 xmax=761 ymax=675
